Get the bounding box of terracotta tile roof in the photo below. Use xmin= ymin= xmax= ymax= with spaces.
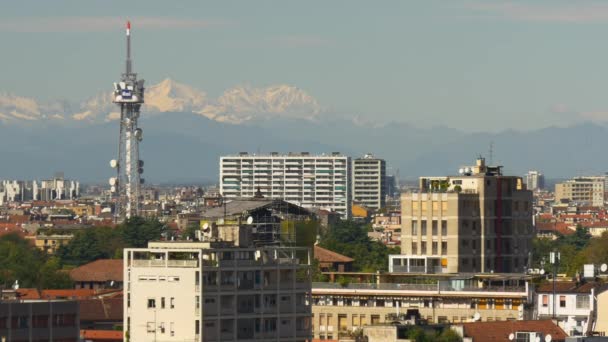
xmin=461 ymin=320 xmax=568 ymax=342
xmin=80 ymin=330 xmax=123 ymax=341
xmin=17 ymin=288 xmax=98 ymax=300
xmin=79 ymin=297 xmax=123 ymax=322
xmin=314 ymin=245 xmax=354 ymax=263
xmin=70 ymin=259 xmax=123 ymax=282
xmin=535 ymin=222 xmax=574 ymax=236
xmin=536 ymin=281 xmax=605 ymax=294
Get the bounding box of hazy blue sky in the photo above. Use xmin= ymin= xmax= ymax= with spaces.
xmin=2 ymin=0 xmax=608 ymax=131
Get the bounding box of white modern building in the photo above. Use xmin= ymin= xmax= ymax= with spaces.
xmin=220 ymin=152 xmax=351 ymax=218
xmin=352 ymin=154 xmax=386 ymax=210
xmin=0 ymin=173 xmax=79 ymax=204
xmin=525 ymin=170 xmax=545 ymax=191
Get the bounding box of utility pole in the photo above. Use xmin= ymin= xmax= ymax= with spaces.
xmin=550 ymin=251 xmax=560 ymax=318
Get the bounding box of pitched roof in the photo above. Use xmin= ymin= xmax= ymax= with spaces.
xmin=80 ymin=330 xmax=123 ymax=341
xmin=17 ymin=288 xmax=98 ymax=300
xmin=461 ymin=320 xmax=567 ymax=342
xmin=79 ymin=297 xmax=123 ymax=322
xmin=314 ymin=245 xmax=354 ymax=263
xmin=536 ymin=280 xmax=605 ymax=294
xmin=70 ymin=259 xmax=123 ymax=282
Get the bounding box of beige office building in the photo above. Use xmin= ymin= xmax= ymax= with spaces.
xmin=396 ymin=158 xmax=533 ymax=274
xmin=352 ymin=154 xmax=386 ymax=210
xmin=555 ymin=176 xmax=605 ymax=207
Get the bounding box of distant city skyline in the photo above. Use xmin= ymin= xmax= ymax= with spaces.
xmin=3 ymin=1 xmax=608 ymax=131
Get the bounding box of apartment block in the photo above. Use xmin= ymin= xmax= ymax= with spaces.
xmin=0 ymin=173 xmax=79 ymax=205
xmin=219 ymin=152 xmax=351 ymax=218
xmin=396 ymin=158 xmax=533 ymax=274
xmin=124 ymin=198 xmax=313 ymax=342
xmin=352 ymin=154 xmax=386 ymax=210
xmin=312 ymin=275 xmax=531 ymax=340
xmin=525 ymin=170 xmax=545 ymax=191
xmin=555 ymin=176 xmax=605 ymax=207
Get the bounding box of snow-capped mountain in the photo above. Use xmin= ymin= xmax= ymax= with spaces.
xmin=0 ymin=79 xmax=321 ymax=124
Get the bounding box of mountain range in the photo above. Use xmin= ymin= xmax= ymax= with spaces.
xmin=1 ymin=79 xmax=606 ymax=183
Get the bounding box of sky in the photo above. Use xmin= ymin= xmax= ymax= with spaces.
xmin=2 ymin=0 xmax=608 ymax=131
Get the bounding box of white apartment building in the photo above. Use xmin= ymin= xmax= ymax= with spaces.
xmin=525 ymin=170 xmax=545 ymax=191
xmin=0 ymin=174 xmax=79 ymax=204
xmin=555 ymin=176 xmax=605 ymax=207
xmin=352 ymin=154 xmax=386 ymax=210
xmin=220 ymin=152 xmax=351 ymax=218
xmin=124 ymin=242 xmax=312 ymax=342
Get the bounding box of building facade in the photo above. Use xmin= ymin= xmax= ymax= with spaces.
xmin=352 ymin=154 xmax=386 ymax=211
xmin=312 ymin=276 xmax=532 ymax=340
xmin=124 ymin=242 xmax=312 ymax=342
xmin=219 ymin=152 xmax=351 ymax=218
xmin=555 ymin=176 xmax=605 ymax=207
xmin=0 ymin=299 xmax=80 ymax=342
xmin=525 ymin=170 xmax=545 ymax=191
xmin=0 ymin=174 xmax=79 ymax=205
xmin=397 ymin=158 xmax=534 ymax=274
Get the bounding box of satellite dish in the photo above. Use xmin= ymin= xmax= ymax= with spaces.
xmin=12 ymin=280 xmax=19 ymax=290
xmin=540 ymin=269 xmax=545 ymax=275
xmin=110 ymin=280 xmax=115 ymax=287
xmin=109 ymin=177 xmax=117 ymax=186
xmin=218 ymin=218 xmax=224 ymax=225
xmin=110 ymin=186 xmax=116 ymax=193
xmin=473 ymin=312 xmax=481 ymax=321
xmin=508 ymin=333 xmax=515 ymax=341
xmin=535 ymin=336 xmax=540 ymax=342
xmin=110 ymin=159 xmax=118 ymax=168
xmin=203 ymin=223 xmax=209 ymax=230
xmin=545 ymin=334 xmax=552 ymax=342
xmin=601 ymin=264 xmax=608 ymax=273
xmin=138 ymin=159 xmax=144 ymax=168
xmin=247 ymin=216 xmax=254 ymax=225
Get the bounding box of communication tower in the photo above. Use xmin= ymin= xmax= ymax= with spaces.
xmin=109 ymin=21 xmax=145 ymax=221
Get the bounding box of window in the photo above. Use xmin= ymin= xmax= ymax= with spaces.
xmin=412 ymin=201 xmax=419 ymax=213
xmin=195 ymin=320 xmax=200 ymax=335
xmin=196 ymin=296 xmax=200 ymax=309
xmin=170 ymin=322 xmax=175 ymax=336
xmin=432 ymin=221 xmax=438 ymax=235
xmin=160 ymin=322 xmax=165 ymax=334
xmin=432 ymin=201 xmax=439 ymax=212
xmin=147 ymin=298 xmax=156 ymax=308
xmin=542 ymin=295 xmax=548 ymax=307
xmin=576 ymin=295 xmax=590 ymax=309
xmin=147 ymin=322 xmax=155 ymax=333
xmin=412 ymin=221 xmax=418 ymax=235
xmin=170 ymin=297 xmax=175 ymax=309
xmin=442 ymin=201 xmax=448 ymax=211
xmin=441 ymin=241 xmax=447 ymax=255
xmin=432 ymin=242 xmax=438 ymax=255
xmin=412 ymin=242 xmax=418 ymax=255
xmin=161 ymin=297 xmax=165 ymax=309
xmin=421 ymin=221 xmax=427 ymax=235
xmin=371 ymin=315 xmax=380 ymax=324
xmin=441 ymin=220 xmax=447 ymax=235
xmin=421 ymin=202 xmax=427 ymax=216
xmin=421 ymin=241 xmax=427 ymax=255
xmin=560 ymin=296 xmax=566 ymax=308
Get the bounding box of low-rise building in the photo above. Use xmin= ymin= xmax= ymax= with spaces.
xmin=455 ymin=319 xmax=568 ymax=342
xmin=70 ymin=259 xmax=124 ymax=290
xmin=312 ymin=274 xmax=532 ymax=340
xmin=535 ymin=280 xmax=607 ymax=336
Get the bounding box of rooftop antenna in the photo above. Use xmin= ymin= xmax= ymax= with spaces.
xmin=489 ymin=141 xmax=494 ymax=165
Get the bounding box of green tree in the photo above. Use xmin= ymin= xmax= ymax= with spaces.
xmin=183 ymin=222 xmax=199 ymax=241
xmin=120 ymin=216 xmax=166 ymax=248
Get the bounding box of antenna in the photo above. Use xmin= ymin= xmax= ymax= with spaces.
xmin=489 ymin=141 xmax=494 ymax=165
xmin=126 ymin=20 xmax=132 ymax=74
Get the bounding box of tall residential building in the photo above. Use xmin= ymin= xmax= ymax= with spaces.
xmin=219 ymin=152 xmax=351 ymax=218
xmin=555 ymin=176 xmax=605 ymax=207
xmin=352 ymin=154 xmax=386 ymax=210
xmin=0 ymin=173 xmax=79 ymax=205
xmin=525 ymin=170 xmax=545 ymax=191
xmin=124 ymin=198 xmax=313 ymax=342
xmin=395 ymin=158 xmax=533 ymax=274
